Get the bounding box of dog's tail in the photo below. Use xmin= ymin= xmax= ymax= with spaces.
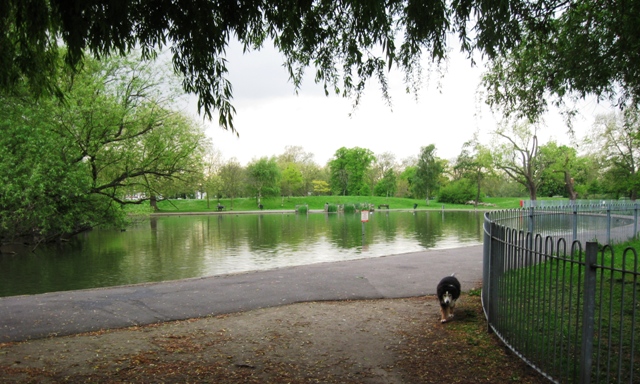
xmin=450 ymin=273 xmax=456 ymax=277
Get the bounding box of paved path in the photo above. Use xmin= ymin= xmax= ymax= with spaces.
xmin=0 ymin=245 xmax=483 ymax=343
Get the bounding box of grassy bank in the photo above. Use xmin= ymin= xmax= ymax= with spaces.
xmin=150 ymin=196 xmax=534 ymax=213
xmin=498 ymin=238 xmax=639 ymax=382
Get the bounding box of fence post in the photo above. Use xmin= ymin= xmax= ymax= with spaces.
xmin=486 ymin=222 xmax=503 ymax=334
xmin=483 ymin=214 xmax=492 ymax=333
xmin=573 ymin=204 xmax=578 ymax=243
xmin=580 ymin=242 xmax=598 ymax=384
xmin=634 ymin=203 xmax=638 ymax=239
xmin=528 ymin=206 xmax=535 ymax=250
xmin=606 ymin=205 xmax=612 ymax=244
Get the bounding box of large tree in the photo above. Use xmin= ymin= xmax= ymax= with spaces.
xmin=218 ymin=158 xmax=244 ymax=209
xmin=328 ymin=147 xmax=375 ymax=196
xmin=537 ymin=142 xmax=580 ymax=200
xmin=412 ymin=144 xmax=444 ymax=203
xmin=246 ymin=157 xmax=281 ymax=205
xmin=0 ymin=55 xmax=206 ymax=244
xmin=454 ymin=133 xmax=494 ymax=206
xmin=276 ymin=146 xmax=321 ymax=196
xmin=492 ymin=121 xmax=551 ymax=201
xmin=280 ymin=163 xmax=304 ymax=200
xmin=6 ymin=1 xmax=640 ymax=132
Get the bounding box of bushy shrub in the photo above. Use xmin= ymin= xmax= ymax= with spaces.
xmin=353 ymin=202 xmax=373 ymax=211
xmin=343 ymin=204 xmax=356 ymax=213
xmin=438 ymin=179 xmax=477 ymax=204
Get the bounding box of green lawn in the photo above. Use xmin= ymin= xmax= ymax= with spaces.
xmin=495 ymin=238 xmax=640 ymax=383
xmin=149 ymin=196 xmax=531 ymax=213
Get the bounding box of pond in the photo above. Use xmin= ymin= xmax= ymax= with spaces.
xmin=0 ymin=210 xmax=484 ymax=297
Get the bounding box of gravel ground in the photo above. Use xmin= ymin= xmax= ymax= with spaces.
xmin=0 ymin=292 xmax=547 ymax=383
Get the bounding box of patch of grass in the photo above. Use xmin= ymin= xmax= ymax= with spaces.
xmin=468 ymin=287 xmax=482 ymax=297
xmin=150 ymin=195 xmax=529 ymax=214
xmin=494 ymin=241 xmax=640 ymax=383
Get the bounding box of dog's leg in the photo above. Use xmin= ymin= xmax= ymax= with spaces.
xmin=440 ymin=306 xmax=447 ymax=323
xmin=448 ymin=301 xmax=456 ymax=319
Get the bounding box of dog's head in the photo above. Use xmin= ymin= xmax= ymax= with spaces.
xmin=442 ymin=291 xmax=455 ymax=306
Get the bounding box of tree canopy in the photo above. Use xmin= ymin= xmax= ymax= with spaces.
xmin=482 ymin=1 xmax=640 ymax=122
xmin=328 ymin=147 xmax=375 ymax=196
xmin=453 ymin=134 xmax=493 ymax=205
xmin=246 ymin=157 xmax=281 ymax=204
xmin=0 ymin=55 xmax=206 ymax=244
xmin=413 ymin=144 xmax=444 ymax=202
xmin=5 ymin=1 xmax=639 ymax=131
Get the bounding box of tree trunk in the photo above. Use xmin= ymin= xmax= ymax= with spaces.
xmin=564 ymin=171 xmax=577 ymax=201
xmin=527 ymin=181 xmax=537 ymax=201
xmin=150 ymin=195 xmax=158 ymax=211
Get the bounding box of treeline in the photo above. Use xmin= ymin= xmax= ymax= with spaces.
xmin=196 ymin=111 xmax=638 ymax=211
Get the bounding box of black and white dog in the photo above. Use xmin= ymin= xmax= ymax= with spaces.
xmin=437 ymin=274 xmax=461 ymax=323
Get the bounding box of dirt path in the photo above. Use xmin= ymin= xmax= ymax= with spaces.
xmin=0 ymin=292 xmax=546 ymax=383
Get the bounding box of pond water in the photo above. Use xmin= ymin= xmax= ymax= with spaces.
xmin=0 ymin=210 xmax=484 ymax=297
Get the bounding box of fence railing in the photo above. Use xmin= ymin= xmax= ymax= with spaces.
xmin=483 ymin=203 xmax=639 ymax=383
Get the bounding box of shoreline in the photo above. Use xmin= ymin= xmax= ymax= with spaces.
xmin=0 ymin=245 xmax=484 ymax=343
xmin=149 ymin=207 xmax=493 ymax=216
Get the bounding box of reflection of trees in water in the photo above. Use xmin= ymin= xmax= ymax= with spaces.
xmin=212 ymin=214 xmax=314 ymax=253
xmin=412 ymin=211 xmax=484 ymax=249
xmin=371 ymin=211 xmax=399 ymax=243
xmin=156 ymin=212 xmax=483 ymax=256
xmin=412 ymin=211 xmax=443 ymax=248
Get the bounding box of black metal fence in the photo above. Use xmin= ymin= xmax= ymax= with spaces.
xmin=483 ymin=202 xmax=639 ymax=383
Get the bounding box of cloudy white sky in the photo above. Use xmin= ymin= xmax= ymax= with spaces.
xmin=190 ymin=39 xmax=610 ymax=167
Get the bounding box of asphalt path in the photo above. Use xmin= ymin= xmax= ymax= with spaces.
xmin=0 ymin=245 xmax=483 ymax=343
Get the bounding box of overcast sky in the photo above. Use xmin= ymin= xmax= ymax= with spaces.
xmin=189 ymin=39 xmax=610 ymax=166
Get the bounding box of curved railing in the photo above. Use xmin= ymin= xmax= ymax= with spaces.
xmin=482 ymin=202 xmax=639 ymax=384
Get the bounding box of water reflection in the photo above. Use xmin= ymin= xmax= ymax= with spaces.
xmin=0 ymin=211 xmax=483 ymax=297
